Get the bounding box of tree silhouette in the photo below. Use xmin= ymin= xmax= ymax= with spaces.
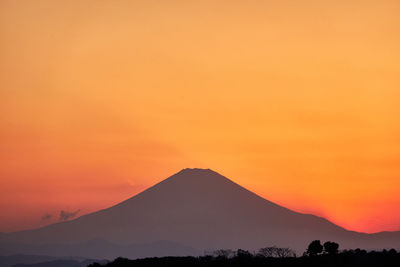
xmin=306 ymin=240 xmax=323 ymax=256
xmin=89 ymin=244 xmax=400 ymax=267
xmin=275 ymin=247 xmax=296 ymax=258
xmin=323 ymin=241 xmax=339 ymax=254
xmin=213 ymin=249 xmax=234 ymax=258
xmin=258 ymin=247 xmax=275 ymax=257
xmin=235 ymin=249 xmax=252 ymax=259
xmin=258 ymin=246 xmax=296 ymax=258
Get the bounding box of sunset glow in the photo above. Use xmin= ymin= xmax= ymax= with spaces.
xmin=1 ymin=0 xmax=400 ymax=233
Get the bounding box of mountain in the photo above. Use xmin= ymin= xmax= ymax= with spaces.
xmin=1 ymin=168 xmax=399 ymax=258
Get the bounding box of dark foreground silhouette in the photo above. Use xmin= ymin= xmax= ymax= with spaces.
xmin=88 ymin=251 xmax=400 ymax=267
xmin=88 ymin=241 xmax=400 ymax=267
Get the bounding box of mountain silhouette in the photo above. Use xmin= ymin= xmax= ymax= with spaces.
xmin=1 ymin=168 xmax=399 ymax=258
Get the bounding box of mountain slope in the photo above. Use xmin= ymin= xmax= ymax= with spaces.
xmin=1 ymin=168 xmax=399 ymax=257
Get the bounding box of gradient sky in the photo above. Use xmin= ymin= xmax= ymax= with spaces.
xmin=1 ymin=0 xmax=400 ymax=233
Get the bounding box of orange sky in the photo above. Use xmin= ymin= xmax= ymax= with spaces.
xmin=1 ymin=0 xmax=400 ymax=233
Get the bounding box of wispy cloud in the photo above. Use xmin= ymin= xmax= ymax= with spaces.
xmin=59 ymin=209 xmax=80 ymax=221
xmin=41 ymin=213 xmax=52 ymax=221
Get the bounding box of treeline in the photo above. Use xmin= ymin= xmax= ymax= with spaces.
xmin=88 ymin=240 xmax=400 ymax=267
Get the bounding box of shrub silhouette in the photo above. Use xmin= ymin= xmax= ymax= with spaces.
xmin=306 ymin=240 xmax=323 ymax=256
xmin=323 ymin=241 xmax=339 ymax=254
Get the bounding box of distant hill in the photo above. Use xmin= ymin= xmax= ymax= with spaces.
xmin=0 ymin=255 xmax=104 ymax=267
xmin=0 ymin=255 xmax=60 ymax=267
xmin=13 ymin=259 xmax=108 ymax=267
xmin=0 ymin=240 xmax=198 ymax=260
xmin=1 ymin=168 xmax=399 ymax=258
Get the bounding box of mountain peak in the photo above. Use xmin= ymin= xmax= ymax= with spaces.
xmin=171 ymin=168 xmax=230 ymax=183
xmin=147 ymin=168 xmax=238 ymax=195
xmin=178 ymin=168 xmax=215 ymax=174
